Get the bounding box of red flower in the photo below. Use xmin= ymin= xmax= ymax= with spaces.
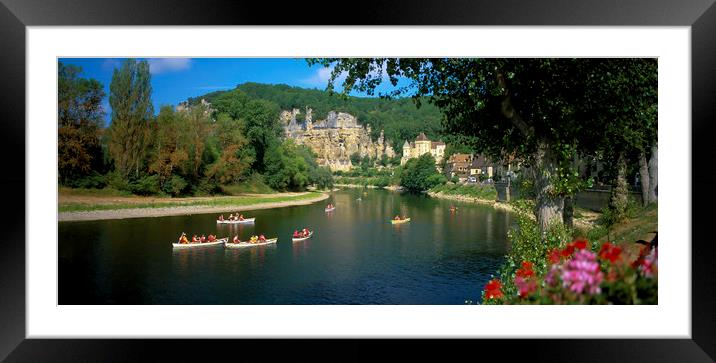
xmin=561 ymin=245 xmax=575 ymax=258
xmin=599 ymin=242 xmax=622 ymax=263
xmin=484 ymin=278 xmax=504 ymax=299
xmin=548 ymin=249 xmax=561 ymax=264
xmin=516 ymin=261 xmax=535 ymax=278
xmin=573 ymin=239 xmax=588 ymax=250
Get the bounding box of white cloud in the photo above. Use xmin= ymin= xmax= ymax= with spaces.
xmin=148 ymin=58 xmax=192 ymax=74
xmin=302 ymin=66 xmax=347 ymax=88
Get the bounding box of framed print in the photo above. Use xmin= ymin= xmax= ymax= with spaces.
xmin=2 ymin=0 xmax=715 ymax=361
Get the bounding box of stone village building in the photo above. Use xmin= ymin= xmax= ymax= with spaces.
xmin=400 ymin=132 xmax=446 ymax=167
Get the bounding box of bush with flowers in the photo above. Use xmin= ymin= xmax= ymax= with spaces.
xmin=482 ymin=235 xmax=658 ymax=304
xmin=480 ymin=204 xmax=657 ymax=305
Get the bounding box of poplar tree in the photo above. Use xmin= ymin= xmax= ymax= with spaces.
xmin=108 ymin=59 xmax=153 ymax=179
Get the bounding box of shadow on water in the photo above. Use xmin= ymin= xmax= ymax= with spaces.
xmin=59 ymin=188 xmax=514 ymax=304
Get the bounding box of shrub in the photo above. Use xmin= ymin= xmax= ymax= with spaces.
xmin=128 ymin=174 xmax=160 ymax=195
xmin=163 ymin=175 xmax=188 ymax=196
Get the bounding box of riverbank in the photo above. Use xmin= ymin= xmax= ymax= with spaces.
xmin=59 ymin=192 xmax=329 ymax=222
xmin=427 ymin=190 xmax=598 ymax=229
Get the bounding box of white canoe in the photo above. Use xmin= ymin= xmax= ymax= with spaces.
xmin=324 ymin=207 xmax=336 ymax=212
xmin=172 ymin=237 xmax=228 ymax=248
xmin=216 ymin=218 xmax=255 ymax=224
xmin=292 ymin=231 xmax=314 ymax=242
xmin=224 ymin=238 xmax=278 ymax=248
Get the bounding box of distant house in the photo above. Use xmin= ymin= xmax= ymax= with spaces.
xmin=470 ymin=154 xmax=496 ymax=179
xmin=401 ymin=132 xmax=446 ymax=166
xmin=444 ymin=153 xmax=473 ymax=182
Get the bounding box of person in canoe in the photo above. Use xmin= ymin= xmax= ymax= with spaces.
xmin=200 ymin=235 xmax=206 ymax=243
xmin=192 ymin=235 xmax=199 ymax=243
xmin=178 ymin=233 xmax=189 ymax=244
xmin=394 ymin=215 xmax=401 ymax=221
xmin=293 ymin=230 xmax=299 ymax=238
xmin=259 ymin=234 xmax=266 ymax=242
xmin=250 ymin=235 xmax=258 ymax=243
xmin=207 ymin=234 xmax=215 ymax=242
xmin=218 ymin=215 xmax=224 ymax=221
xmin=239 ymin=214 xmax=245 ymax=221
xmin=232 ymin=235 xmax=240 ymax=244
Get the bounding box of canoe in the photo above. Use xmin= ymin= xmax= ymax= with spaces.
xmin=390 ymin=218 xmax=411 ymax=224
xmin=172 ymin=237 xmax=227 ymax=248
xmin=217 ymin=218 xmax=255 ymax=224
xmin=292 ymin=231 xmax=314 ymax=242
xmin=324 ymin=207 xmax=336 ymax=212
xmin=224 ymin=238 xmax=278 ymax=248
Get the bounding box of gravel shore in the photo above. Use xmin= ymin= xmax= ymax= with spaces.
xmin=59 ymin=193 xmax=330 ymax=222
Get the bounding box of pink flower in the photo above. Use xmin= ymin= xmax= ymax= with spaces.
xmin=639 ymin=248 xmax=658 ymax=278
xmin=559 ymin=249 xmax=604 ymax=295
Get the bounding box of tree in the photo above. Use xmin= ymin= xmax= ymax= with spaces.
xmin=181 ymin=102 xmax=213 ymax=180
xmin=57 ymin=62 xmax=105 ymax=185
xmin=264 ymin=139 xmax=310 ymax=191
xmin=205 ymin=113 xmax=254 ymax=185
xmin=400 ymin=153 xmax=442 ymax=192
xmin=308 ymin=58 xmax=657 ymax=232
xmin=148 ymin=106 xmax=189 ymax=193
xmin=107 ymin=59 xmax=153 ymax=179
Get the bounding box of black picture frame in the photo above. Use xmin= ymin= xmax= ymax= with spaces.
xmin=1 ymin=0 xmax=714 ymax=361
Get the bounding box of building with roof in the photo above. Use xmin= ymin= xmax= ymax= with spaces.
xmin=400 ymin=132 xmax=446 ymax=166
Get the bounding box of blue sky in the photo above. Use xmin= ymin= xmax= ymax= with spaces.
xmin=59 ymin=58 xmax=411 ymax=124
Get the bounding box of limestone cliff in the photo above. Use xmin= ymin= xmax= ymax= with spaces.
xmin=281 ymin=107 xmax=395 ymax=171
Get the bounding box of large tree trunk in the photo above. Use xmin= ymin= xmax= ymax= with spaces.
xmin=533 ymin=141 xmax=564 ymax=233
xmin=609 ymin=153 xmax=629 ymax=222
xmin=648 ymin=144 xmax=658 ymax=203
xmin=563 ymin=195 xmax=574 ymax=229
xmin=638 ymin=151 xmax=650 ymax=206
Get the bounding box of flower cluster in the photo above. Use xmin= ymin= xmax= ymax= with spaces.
xmin=558 ymin=249 xmax=604 ymax=295
xmin=598 ymin=242 xmax=622 ymax=263
xmin=484 ymin=278 xmax=504 ymax=300
xmin=514 ymin=261 xmax=537 ymax=298
xmin=638 ymin=248 xmax=658 ymax=278
xmin=482 ymin=237 xmax=658 ymax=304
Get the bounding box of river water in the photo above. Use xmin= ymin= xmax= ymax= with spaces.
xmin=59 ymin=189 xmax=513 ymax=304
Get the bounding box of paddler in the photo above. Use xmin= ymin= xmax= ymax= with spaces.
xmin=192 ymin=235 xmax=199 ymax=243
xmin=259 ymin=234 xmax=266 ymax=242
xmin=233 ymin=235 xmax=240 ymax=244
xmin=179 ymin=232 xmax=189 ymax=244
xmin=218 ymin=215 xmax=224 ymax=221
xmin=239 ymin=214 xmax=244 ymax=221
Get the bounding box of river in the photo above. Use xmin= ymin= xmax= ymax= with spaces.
xmin=59 ymin=189 xmax=514 ymax=304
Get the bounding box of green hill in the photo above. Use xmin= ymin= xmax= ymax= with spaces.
xmin=188 ymin=82 xmax=444 ymax=147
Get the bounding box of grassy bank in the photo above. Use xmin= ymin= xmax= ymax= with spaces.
xmin=59 ymin=191 xmax=323 ymax=213
xmin=429 ymin=183 xmax=498 ymax=200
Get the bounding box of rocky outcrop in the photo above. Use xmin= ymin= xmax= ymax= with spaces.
xmin=282 ymin=108 xmax=396 ymax=171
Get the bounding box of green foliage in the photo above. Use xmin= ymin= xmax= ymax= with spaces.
xmin=311 ymin=166 xmax=334 ymax=190
xmin=429 ymin=183 xmax=498 ymax=200
xmin=264 ymin=140 xmax=311 ymax=191
xmin=400 ymin=153 xmax=442 ymax=192
xmin=58 ymin=62 xmax=106 ymax=185
xmin=128 ymin=174 xmax=160 ymax=195
xmin=163 ymin=175 xmax=188 ymax=196
xmin=107 ymin=59 xmax=153 ymax=179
